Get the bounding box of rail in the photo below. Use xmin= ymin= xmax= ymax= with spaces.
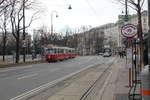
xmin=80 ymin=58 xmax=117 ymax=100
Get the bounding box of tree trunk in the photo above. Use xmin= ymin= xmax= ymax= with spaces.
xmin=137 ymin=7 xmax=144 ymax=68
xmin=16 ymin=31 xmax=20 ymax=63
xmin=2 ymin=35 xmax=6 ymax=62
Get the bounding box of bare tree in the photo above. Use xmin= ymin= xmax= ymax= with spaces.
xmin=79 ymin=25 xmax=91 ymax=55
xmin=0 ymin=5 xmax=10 ymax=61
xmin=9 ymin=0 xmax=40 ymax=63
xmin=0 ymin=0 xmax=10 ymax=14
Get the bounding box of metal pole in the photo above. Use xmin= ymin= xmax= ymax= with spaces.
xmin=51 ymin=11 xmax=58 ymax=35
xmin=125 ymin=0 xmax=128 ymax=22
xmin=51 ymin=12 xmax=53 ymax=35
xmin=23 ymin=0 xmax=26 ymax=63
xmin=148 ymin=0 xmax=150 ymax=73
xmin=125 ymin=0 xmax=128 ymax=16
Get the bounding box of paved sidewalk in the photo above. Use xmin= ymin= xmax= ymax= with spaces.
xmin=46 ymin=64 xmax=108 ymax=100
xmin=45 ymin=58 xmax=129 ymax=100
xmin=114 ymin=59 xmax=129 ymax=100
xmin=0 ymin=56 xmax=42 ymax=68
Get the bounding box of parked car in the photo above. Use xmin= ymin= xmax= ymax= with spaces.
xmin=98 ymin=52 xmax=103 ymax=56
xmin=103 ymin=52 xmax=111 ymax=57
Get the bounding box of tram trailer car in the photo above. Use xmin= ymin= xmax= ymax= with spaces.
xmin=45 ymin=45 xmax=76 ymax=62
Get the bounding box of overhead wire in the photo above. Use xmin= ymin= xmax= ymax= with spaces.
xmin=84 ymin=0 xmax=100 ymax=22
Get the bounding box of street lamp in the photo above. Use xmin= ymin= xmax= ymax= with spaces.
xmin=50 ymin=5 xmax=72 ymax=35
xmin=124 ymin=0 xmax=128 ymax=22
xmin=68 ymin=4 xmax=72 ymax=10
xmin=51 ymin=4 xmax=72 ymax=35
xmin=51 ymin=11 xmax=59 ymax=35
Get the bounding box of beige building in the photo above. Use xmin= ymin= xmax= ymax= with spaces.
xmin=0 ymin=32 xmax=31 ymax=54
xmin=130 ymin=10 xmax=148 ymax=34
xmin=104 ymin=24 xmax=120 ymax=47
xmin=76 ymin=23 xmax=121 ymax=55
xmin=76 ymin=27 xmax=105 ymax=55
xmin=0 ymin=32 xmax=31 ymax=44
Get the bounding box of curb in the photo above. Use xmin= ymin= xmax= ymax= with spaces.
xmin=0 ymin=60 xmax=44 ymax=68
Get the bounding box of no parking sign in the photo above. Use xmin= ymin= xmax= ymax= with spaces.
xmin=121 ymin=24 xmax=137 ymax=38
xmin=121 ymin=24 xmax=137 ymax=48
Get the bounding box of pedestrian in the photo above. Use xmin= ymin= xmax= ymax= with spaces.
xmin=119 ymin=51 xmax=122 ymax=58
xmin=122 ymin=51 xmax=124 ymax=58
xmin=32 ymin=53 xmax=35 ymax=60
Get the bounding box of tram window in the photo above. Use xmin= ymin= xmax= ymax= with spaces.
xmin=64 ymin=49 xmax=67 ymax=53
xmin=60 ymin=49 xmax=63 ymax=54
xmin=54 ymin=48 xmax=57 ymax=54
xmin=67 ymin=49 xmax=69 ymax=53
xmin=57 ymin=49 xmax=59 ymax=54
xmin=69 ymin=50 xmax=71 ymax=53
xmin=62 ymin=49 xmax=64 ymax=53
xmin=46 ymin=49 xmax=54 ymax=54
xmin=59 ymin=49 xmax=61 ymax=54
xmin=58 ymin=49 xmax=62 ymax=54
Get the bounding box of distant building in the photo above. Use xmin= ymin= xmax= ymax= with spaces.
xmin=0 ymin=32 xmax=31 ymax=54
xmin=130 ymin=10 xmax=148 ymax=34
xmin=103 ymin=23 xmax=120 ymax=48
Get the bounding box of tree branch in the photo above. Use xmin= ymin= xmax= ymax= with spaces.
xmin=140 ymin=0 xmax=145 ymax=9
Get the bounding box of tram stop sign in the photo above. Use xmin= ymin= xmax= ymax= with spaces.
xmin=121 ymin=24 xmax=137 ymax=38
xmin=22 ymin=40 xmax=27 ymax=47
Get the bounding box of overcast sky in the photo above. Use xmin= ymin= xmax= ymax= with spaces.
xmin=29 ymin=0 xmax=147 ymax=33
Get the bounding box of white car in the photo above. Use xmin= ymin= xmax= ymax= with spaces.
xmin=103 ymin=52 xmax=111 ymax=57
xmin=98 ymin=52 xmax=103 ymax=56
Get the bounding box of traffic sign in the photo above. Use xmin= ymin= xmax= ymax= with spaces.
xmin=22 ymin=40 xmax=27 ymax=47
xmin=121 ymin=24 xmax=137 ymax=38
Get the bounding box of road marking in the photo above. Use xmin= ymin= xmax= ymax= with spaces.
xmin=10 ymin=64 xmax=98 ymax=100
xmin=50 ymin=68 xmax=60 ymax=72
xmin=17 ymin=73 xmax=38 ymax=80
xmin=98 ymin=71 xmax=112 ymax=99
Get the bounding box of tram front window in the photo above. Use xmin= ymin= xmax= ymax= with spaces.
xmin=46 ymin=49 xmax=54 ymax=54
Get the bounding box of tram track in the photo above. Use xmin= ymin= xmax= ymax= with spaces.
xmin=80 ymin=57 xmax=118 ymax=100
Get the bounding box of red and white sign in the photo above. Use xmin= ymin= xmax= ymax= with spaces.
xmin=121 ymin=24 xmax=137 ymax=38
xmin=22 ymin=40 xmax=27 ymax=47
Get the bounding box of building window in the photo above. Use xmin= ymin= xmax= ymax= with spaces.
xmin=143 ymin=18 xmax=146 ymax=23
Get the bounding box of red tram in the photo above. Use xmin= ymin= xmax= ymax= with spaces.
xmin=45 ymin=45 xmax=76 ymax=62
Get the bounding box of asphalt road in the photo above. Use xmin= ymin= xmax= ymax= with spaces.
xmin=0 ymin=56 xmax=104 ymax=100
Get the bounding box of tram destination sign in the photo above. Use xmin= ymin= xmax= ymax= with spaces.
xmin=121 ymin=24 xmax=137 ymax=38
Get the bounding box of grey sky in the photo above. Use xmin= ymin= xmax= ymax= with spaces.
xmin=29 ymin=0 xmax=147 ymax=33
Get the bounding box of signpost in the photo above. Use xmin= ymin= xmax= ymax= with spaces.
xmin=121 ymin=24 xmax=137 ymax=38
xmin=22 ymin=40 xmax=27 ymax=48
xmin=121 ymin=24 xmax=137 ymax=87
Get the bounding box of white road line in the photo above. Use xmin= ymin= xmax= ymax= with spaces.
xmin=10 ymin=64 xmax=98 ymax=100
xmin=98 ymin=71 xmax=112 ymax=99
xmin=17 ymin=73 xmax=38 ymax=80
xmin=50 ymin=68 xmax=60 ymax=72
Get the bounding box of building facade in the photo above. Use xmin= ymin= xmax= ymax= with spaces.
xmin=0 ymin=32 xmax=31 ymax=54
